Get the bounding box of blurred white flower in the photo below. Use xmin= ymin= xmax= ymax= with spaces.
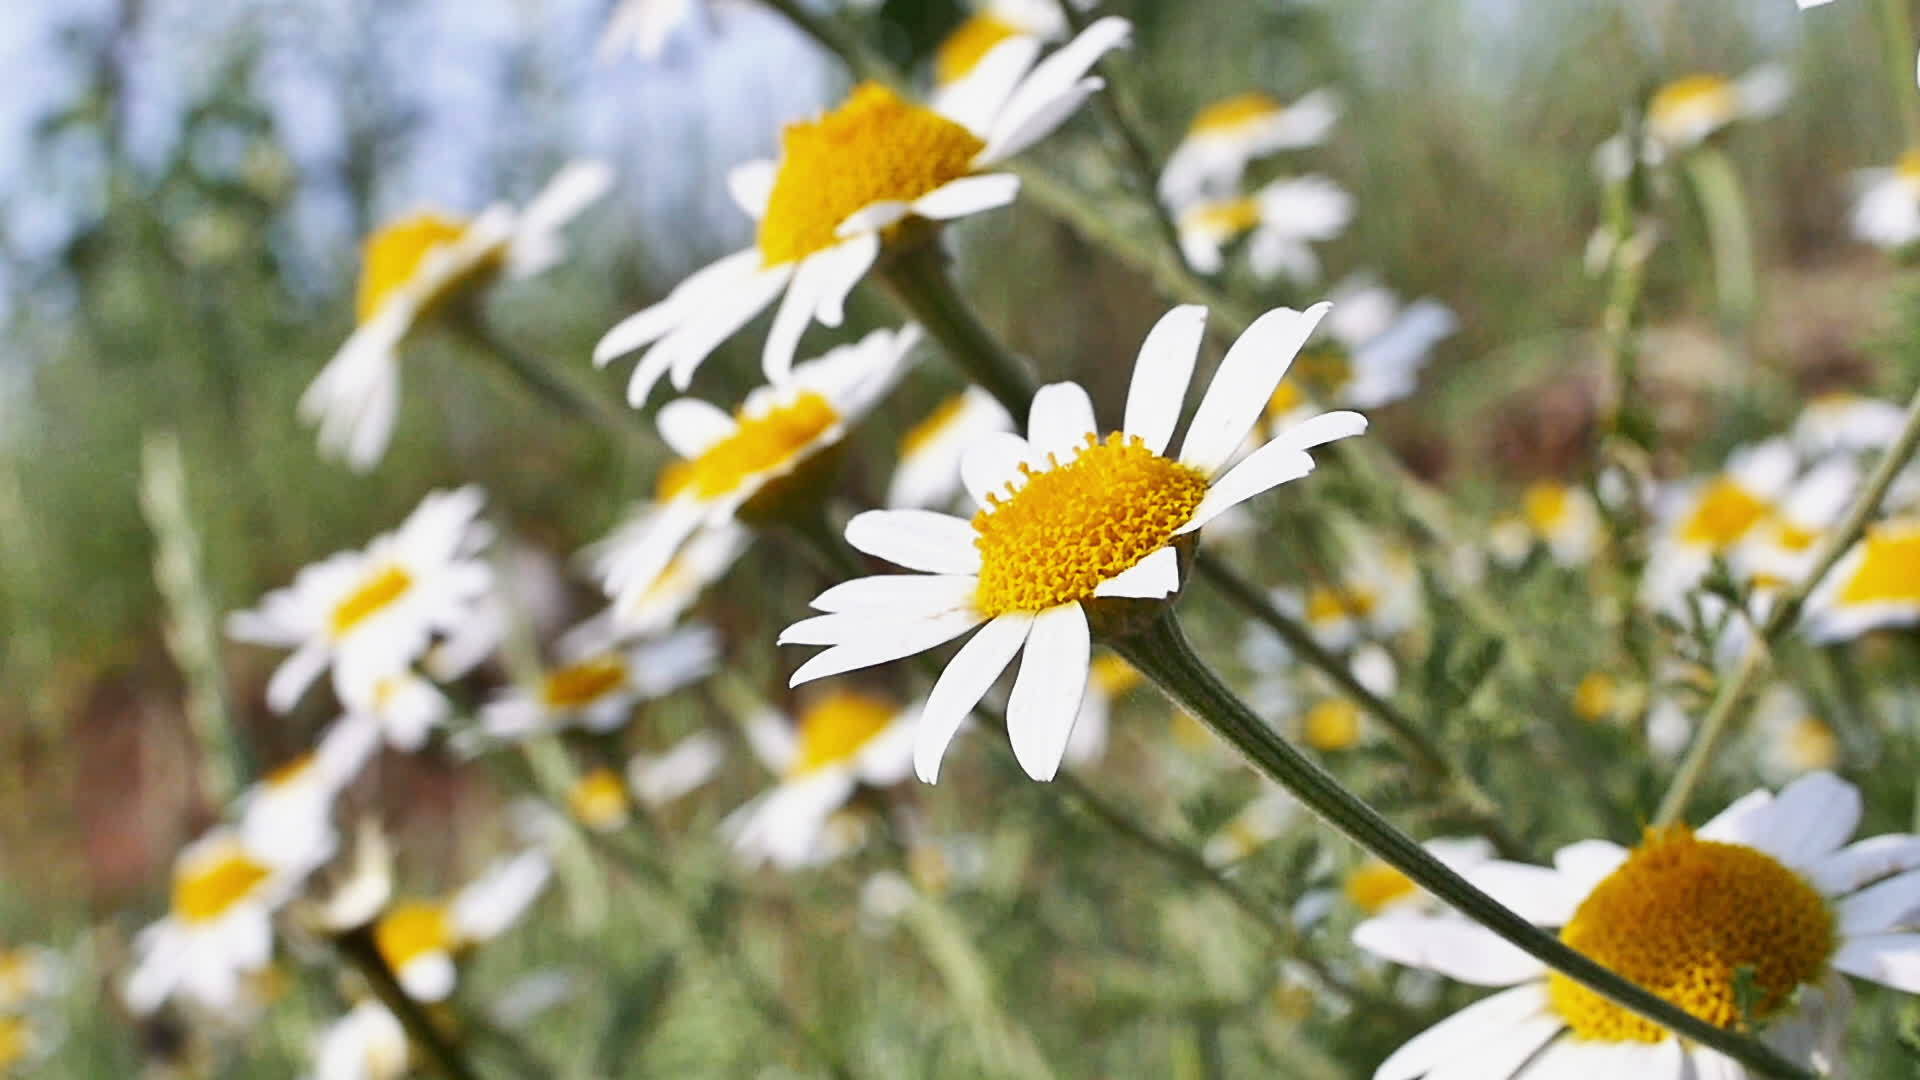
xmin=1792 ymin=392 xmax=1908 ymax=457
xmin=479 ymin=625 xmax=718 ymax=739
xmin=726 ymin=692 xmax=916 ymax=869
xmin=373 ymin=850 xmax=552 ymax=1002
xmin=887 ymin=387 xmax=1015 ymax=510
xmin=1642 ymin=67 xmax=1789 ymax=158
xmin=1272 ymin=541 xmax=1419 ymax=652
xmin=1261 ymin=274 xmax=1456 ymax=431
xmin=1203 ymin=786 xmax=1302 ymax=867
xmin=311 ymin=1000 xmax=408 ymax=1080
xmin=1752 ymin=686 xmax=1841 ymax=782
xmin=1804 ymin=518 xmax=1920 ymax=642
xmin=1489 ymin=482 xmax=1602 ymax=569
xmin=1640 ymin=439 xmax=1797 ymax=615
xmin=1159 ymin=89 xmax=1338 ymax=210
xmin=627 ymin=730 xmax=727 ymax=807
xmin=239 ymin=719 xmax=379 ymax=869
xmin=1176 ymin=175 xmax=1352 ymax=282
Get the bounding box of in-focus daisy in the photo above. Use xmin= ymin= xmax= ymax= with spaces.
xmin=781 ymin=303 xmax=1367 ymax=782
xmin=593 ymin=19 xmax=1132 ymax=403
xmin=1640 ymin=440 xmax=1796 ymax=615
xmin=373 ymin=851 xmax=552 ymax=1002
xmin=1641 ymin=67 xmax=1789 ymax=160
xmin=478 ymin=625 xmax=717 ymax=739
xmin=1490 ymin=482 xmax=1603 ymax=569
xmin=596 ymin=326 xmax=917 ymax=609
xmin=887 ymin=387 xmax=1014 ymax=509
xmin=1355 ymin=772 xmax=1920 ymax=1078
xmin=1176 ymin=175 xmax=1353 ymax=283
xmin=124 ymin=827 xmax=323 ymax=1014
xmin=1793 ymin=391 xmax=1908 ymax=456
xmin=303 ymin=164 xmax=612 ymax=470
xmin=1261 ymin=275 xmax=1456 ymax=431
xmin=1804 ymin=518 xmax=1920 ymax=642
xmin=228 ymin=487 xmax=493 ymax=716
xmin=1159 ymin=89 xmax=1339 ymax=210
xmin=240 ymin=720 xmax=379 ymax=869
xmin=727 ymin=690 xmax=915 ymax=868
xmin=313 ymin=1000 xmax=408 ymax=1080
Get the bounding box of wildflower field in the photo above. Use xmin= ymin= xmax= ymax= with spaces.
xmin=11 ymin=0 xmax=1920 ymax=1076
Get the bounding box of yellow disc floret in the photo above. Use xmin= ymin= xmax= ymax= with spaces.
xmin=540 ymin=656 xmax=630 ymax=708
xmin=1898 ymin=149 xmax=1920 ymax=186
xmin=1090 ymin=653 xmax=1143 ymax=696
xmin=0 ymin=1016 xmax=28 ymax=1069
xmin=1679 ymin=477 xmax=1771 ymax=550
xmin=1547 ymin=825 xmax=1835 ymax=1042
xmin=1837 ymin=520 xmax=1920 ymax=609
xmin=1524 ymin=483 xmax=1571 ymax=534
xmin=1191 ymin=92 xmax=1284 ymax=136
xmin=1303 ymin=699 xmax=1363 ymax=751
xmin=1343 ymin=860 xmax=1418 ymax=915
xmin=1648 ymin=75 xmax=1737 ymax=141
xmin=332 ymin=564 xmax=414 ymax=638
xmin=658 ymin=392 xmax=840 ymax=501
xmin=356 ymin=213 xmax=496 ymax=325
xmin=376 ymin=901 xmax=457 ymax=972
xmin=792 ymin=691 xmax=897 ymax=775
xmin=972 ymin=433 xmax=1210 ymax=617
xmin=173 ymin=848 xmax=273 ymax=924
xmin=935 ymin=13 xmax=1020 ymax=86
xmin=1184 ymin=196 xmax=1263 ymax=238
xmin=757 ymin=84 xmax=986 ymax=267
xmin=900 ymin=393 xmax=973 ymax=458
xmin=1573 ymin=672 xmax=1619 ymax=722
xmin=568 ymin=768 xmax=632 ymax=830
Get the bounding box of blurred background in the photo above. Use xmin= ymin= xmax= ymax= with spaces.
xmin=4 ymin=0 xmax=1918 ymax=1074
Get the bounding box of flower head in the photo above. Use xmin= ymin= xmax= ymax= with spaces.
xmin=593 ymin=18 xmax=1131 ymax=403
xmin=1804 ymin=518 xmax=1920 ymax=642
xmin=1261 ymin=275 xmax=1455 ymax=430
xmin=373 ymin=850 xmax=551 ymax=1002
xmin=313 ymin=999 xmax=409 ymax=1080
xmin=1640 ymin=440 xmax=1797 ymax=615
xmin=479 ymin=625 xmax=718 ymax=739
xmin=1159 ymin=89 xmax=1339 ymax=210
xmin=239 ymin=720 xmax=379 ymax=870
xmin=780 ymin=303 xmax=1366 ymax=782
xmin=887 ymin=387 xmax=1015 ymax=509
xmin=1354 ymin=773 xmax=1920 ymax=1077
xmin=727 ymin=691 xmax=916 ymax=868
xmin=1643 ymin=67 xmax=1788 ymax=156
xmin=1176 ymin=175 xmax=1353 ymax=282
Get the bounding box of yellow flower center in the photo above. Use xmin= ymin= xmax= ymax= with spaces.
xmin=972 ymin=433 xmax=1211 ymax=617
xmin=1837 ymin=521 xmax=1920 ymax=609
xmin=540 ymin=656 xmax=630 ymax=708
xmin=791 ymin=691 xmax=898 ymax=775
xmin=355 ymin=213 xmax=497 ymax=325
xmin=1573 ymin=672 xmax=1618 ymax=722
xmin=1305 ymin=584 xmax=1376 ymax=627
xmin=375 ymin=901 xmax=456 ymax=972
xmin=1303 ymin=699 xmax=1363 ymax=751
xmin=1547 ymin=825 xmax=1835 ymax=1042
xmin=263 ymin=751 xmax=318 ymax=790
xmin=1783 ymin=717 xmax=1839 ymax=772
xmin=0 ymin=952 xmax=36 ymax=1011
xmin=1343 ymin=860 xmax=1418 ymax=915
xmin=1191 ymin=91 xmax=1284 ymax=136
xmin=1773 ymin=521 xmax=1820 ymax=553
xmin=757 ymin=83 xmax=985 ymax=267
xmin=1266 ymin=378 xmax=1307 ymax=421
xmin=934 ymin=13 xmax=1021 ymax=86
xmin=331 ymin=564 xmax=414 ymax=639
xmin=657 ymin=392 xmax=840 ymax=501
xmin=0 ymin=1016 xmax=27 ymax=1069
xmin=1898 ymin=149 xmax=1920 ymax=185
xmin=1090 ymin=653 xmax=1143 ymax=696
xmin=568 ymin=768 xmax=631 ymax=830
xmin=173 ymin=848 xmax=273 ymax=924
xmin=1524 ymin=483 xmax=1571 ymax=534
xmin=1648 ymin=75 xmax=1737 ymax=139
xmin=1678 ymin=477 xmax=1771 ymax=550
xmin=900 ymin=393 xmax=973 ymax=458
xmin=1266 ymin=349 xmax=1353 ymax=423
xmin=1184 ymin=195 xmax=1262 ymax=237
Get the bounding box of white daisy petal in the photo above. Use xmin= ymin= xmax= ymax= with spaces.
xmin=398 ymin=953 xmax=458 ymax=1003
xmin=655 ymin=399 xmax=737 ymax=459
xmin=916 ymin=613 xmax=1034 ymax=783
xmin=1695 ymin=789 xmax=1774 ymax=844
xmin=727 ymin=160 xmax=778 ymax=219
xmin=1353 ymin=912 xmax=1548 ymax=986
xmin=266 ymin=641 xmax=331 ymax=714
xmin=1807 ymin=835 xmax=1920 ymax=895
xmin=1833 ymin=932 xmax=1920 ymax=993
xmin=980 ymin=77 xmax=1106 ymax=165
xmin=980 ymin=16 xmax=1132 ymax=165
xmin=1091 ymin=546 xmax=1180 ymax=599
xmin=1550 ymin=839 xmax=1629 ymax=895
xmin=1005 ymin=602 xmax=1091 ymax=781
xmin=844 ymin=510 xmax=983 ymax=574
xmin=1683 ymin=1045 xmax=1749 ymax=1080
xmin=661 ymin=263 xmax=794 ymax=393
xmin=1372 ymin=983 xmax=1551 ymax=1080
xmin=1027 ymin=382 xmax=1099 ymax=464
xmin=811 ymin=574 xmax=979 ymax=615
xmin=936 ymin=35 xmax=1043 ymax=135
xmin=911 ymin=174 xmax=1022 ymax=221
xmin=1176 ymin=447 xmax=1316 ymax=535
xmin=1178 ymin=302 xmax=1332 ymax=474
xmin=1463 ymin=861 xmax=1586 ymax=927
xmin=1122 ymin=304 xmax=1205 ymax=455
xmin=1839 ymin=868 xmax=1920 ymax=936
xmin=807 ymin=230 xmax=880 ymax=328
xmin=1734 ymin=771 xmax=1861 ymax=868
xmin=594 ymin=248 xmax=758 ymax=367
xmin=962 ymin=431 xmax=1036 ymax=506
xmin=1423 ymin=1015 xmax=1563 ymax=1080
xmin=788 ymin=608 xmax=986 ymax=686
xmin=762 ymin=253 xmax=834 ymax=385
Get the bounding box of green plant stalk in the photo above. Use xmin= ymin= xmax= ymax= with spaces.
xmin=1682 ymin=148 xmax=1756 ymax=347
xmin=879 ymin=240 xmax=1038 ymax=419
xmin=455 ymin=316 xmax=640 ymax=445
xmin=333 ymin=924 xmax=485 ymax=1080
xmin=1655 ymin=373 xmax=1920 ymax=824
xmin=1877 ymin=0 xmax=1920 ymax=148
xmin=1111 ymin=609 xmax=1813 ymax=1080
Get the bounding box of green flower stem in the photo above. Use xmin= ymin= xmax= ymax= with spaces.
xmin=454 ymin=317 xmax=641 ymax=445
xmin=1111 ymin=609 xmax=1814 ymax=1080
xmin=1876 ymin=0 xmax=1920 ymax=148
xmin=332 ymin=924 xmax=486 ymax=1080
xmin=1681 ymin=148 xmax=1756 ymax=347
xmin=879 ymin=240 xmax=1038 ymax=419
xmin=1655 ymin=373 xmax=1920 ymax=825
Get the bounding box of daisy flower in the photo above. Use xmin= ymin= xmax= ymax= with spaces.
xmin=1642 ymin=67 xmax=1789 ymax=160
xmin=931 ymin=0 xmax=1080 ymax=101
xmin=1736 ymin=458 xmax=1857 ymax=591
xmin=626 ymin=730 xmax=727 ymax=807
xmin=1176 ymin=175 xmax=1353 ymax=283
xmin=583 ymin=522 xmax=749 ymax=639
xmin=779 ymin=302 xmax=1367 ymax=782
xmin=1793 ymin=391 xmax=1908 ymax=456
xmin=1490 ymin=482 xmax=1603 ymax=569
xmin=1274 ymin=544 xmax=1420 ymax=652
xmin=1261 ymin=275 xmax=1456 ymax=431
xmin=887 ymin=387 xmax=1015 ymax=509
xmin=124 ymin=826 xmax=323 ymax=1014
xmin=1354 ymin=772 xmax=1920 ymax=1078
xmin=1159 ymin=89 xmax=1339 ymax=211
xmin=1751 ymin=686 xmax=1841 ymax=782
xmin=303 ymin=163 xmax=612 ymax=471
xmin=227 ymin=486 xmax=493 ymax=716
xmin=593 ymin=18 xmax=1132 ymax=404
xmin=1850 ymin=150 xmax=1920 ymax=250
xmin=339 ymin=671 xmax=452 ymax=753
xmin=312 ymin=1000 xmax=408 ymax=1080
xmin=0 ymin=946 xmax=63 ymax=1013
xmin=373 ymin=850 xmax=552 ymax=1002
xmin=595 ymin=326 xmax=917 ymax=610
xmin=1803 ymin=517 xmax=1920 ymax=642
xmin=1571 ymin=672 xmax=1624 ymax=724
xmin=567 ymin=767 xmax=637 ymax=833
xmin=1640 ymin=439 xmax=1796 ymax=615
xmin=726 ymin=690 xmax=915 ymax=868
xmin=478 ymin=625 xmax=718 ymax=739
xmin=239 ymin=720 xmax=379 ymax=870
xmin=1293 ymin=838 xmax=1494 ymax=928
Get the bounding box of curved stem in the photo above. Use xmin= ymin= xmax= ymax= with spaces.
xmin=454 ymin=318 xmax=640 ymax=443
xmin=333 ymin=925 xmax=485 ymax=1080
xmin=1655 ymin=374 xmax=1920 ymax=824
xmin=1112 ymin=610 xmax=1812 ymax=1080
xmin=879 ymin=240 xmax=1037 ymax=418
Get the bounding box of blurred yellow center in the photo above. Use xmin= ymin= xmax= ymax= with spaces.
xmin=1267 ymin=379 xmax=1307 ymax=421
xmin=540 ymin=656 xmax=629 ymax=708
xmin=1837 ymin=522 xmax=1920 ymax=609
xmin=973 ymin=433 xmax=1210 ymax=616
xmin=0 ymin=1016 xmax=26 ymax=1068
xmin=1573 ymin=672 xmax=1618 ymax=722
xmin=1305 ymin=584 xmax=1376 ymax=626
xmin=1090 ymin=653 xmax=1143 ymax=696
xmin=331 ymin=564 xmax=413 ymax=638
xmin=1524 ymin=483 xmax=1570 ymax=533
xmin=1303 ymin=699 xmax=1363 ymax=751
xmin=1546 ymin=825 xmax=1834 ymax=1042
xmin=568 ymin=768 xmax=631 ymax=830
xmin=900 ymin=393 xmax=973 ymax=457
xmin=263 ymin=752 xmax=318 ymax=790
xmin=356 ymin=213 xmax=493 ymax=325
xmin=657 ymin=392 xmax=839 ymax=500
xmin=1186 ymin=196 xmax=1262 ymax=236
xmin=1774 ymin=522 xmax=1820 ymax=553
xmin=757 ymin=83 xmax=985 ymax=266
xmin=376 ymin=901 xmax=456 ymax=971
xmin=792 ymin=692 xmax=897 ymax=775
xmin=935 ymin=13 xmax=1020 ymax=86
xmin=1343 ymin=861 xmax=1418 ymax=915
xmin=1784 ymin=717 xmax=1839 ymax=771
xmin=1648 ymin=75 xmax=1736 ymax=138
xmin=0 ymin=952 xmax=32 ymax=1010
xmin=1192 ymin=91 xmax=1284 ymax=135
xmin=1679 ymin=478 xmax=1770 ymax=550
xmin=173 ymin=848 xmax=272 ymax=923
xmin=1899 ymin=149 xmax=1920 ymax=184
